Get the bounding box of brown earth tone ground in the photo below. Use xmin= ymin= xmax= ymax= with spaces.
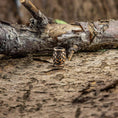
xmin=0 ymin=1 xmax=118 ymax=118
xmin=0 ymin=49 xmax=118 ymax=118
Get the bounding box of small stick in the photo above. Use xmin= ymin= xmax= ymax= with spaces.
xmin=20 ymin=0 xmax=48 ymax=25
xmin=68 ymin=50 xmax=74 ymax=61
xmin=68 ymin=45 xmax=78 ymax=61
xmin=21 ymin=0 xmax=38 ymax=19
xmin=100 ymin=80 xmax=118 ymax=92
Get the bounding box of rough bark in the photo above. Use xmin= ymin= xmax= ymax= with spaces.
xmin=0 ymin=0 xmax=118 ymax=57
xmin=0 ymin=19 xmax=118 ymax=56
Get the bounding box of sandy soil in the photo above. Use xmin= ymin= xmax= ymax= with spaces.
xmin=0 ymin=50 xmax=118 ymax=118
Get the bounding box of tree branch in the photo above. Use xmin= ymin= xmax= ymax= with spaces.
xmin=0 ymin=0 xmax=118 ymax=58
xmin=21 ymin=0 xmax=48 ymax=26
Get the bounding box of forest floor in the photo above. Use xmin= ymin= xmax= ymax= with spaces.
xmin=0 ymin=49 xmax=118 ymax=118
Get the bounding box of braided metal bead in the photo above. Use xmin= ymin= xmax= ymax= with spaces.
xmin=53 ymin=47 xmax=66 ymax=66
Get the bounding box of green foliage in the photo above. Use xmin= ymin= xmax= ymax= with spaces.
xmin=55 ymin=19 xmax=67 ymax=24
xmin=98 ymin=49 xmax=108 ymax=52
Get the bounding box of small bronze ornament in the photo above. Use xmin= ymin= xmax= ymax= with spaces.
xmin=53 ymin=47 xmax=66 ymax=66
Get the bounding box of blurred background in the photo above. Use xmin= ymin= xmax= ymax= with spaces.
xmin=0 ymin=0 xmax=118 ymax=24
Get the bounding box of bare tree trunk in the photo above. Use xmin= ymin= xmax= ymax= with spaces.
xmin=0 ymin=0 xmax=118 ymax=58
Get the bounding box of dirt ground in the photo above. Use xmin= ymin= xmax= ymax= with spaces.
xmin=0 ymin=1 xmax=118 ymax=118
xmin=0 ymin=49 xmax=118 ymax=118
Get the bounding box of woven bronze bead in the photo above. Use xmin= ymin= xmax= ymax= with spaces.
xmin=53 ymin=47 xmax=66 ymax=66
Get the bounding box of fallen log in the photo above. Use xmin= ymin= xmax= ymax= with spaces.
xmin=0 ymin=0 xmax=118 ymax=59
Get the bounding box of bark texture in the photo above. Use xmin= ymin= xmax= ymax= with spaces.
xmin=0 ymin=0 xmax=118 ymax=57
xmin=0 ymin=19 xmax=118 ymax=56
